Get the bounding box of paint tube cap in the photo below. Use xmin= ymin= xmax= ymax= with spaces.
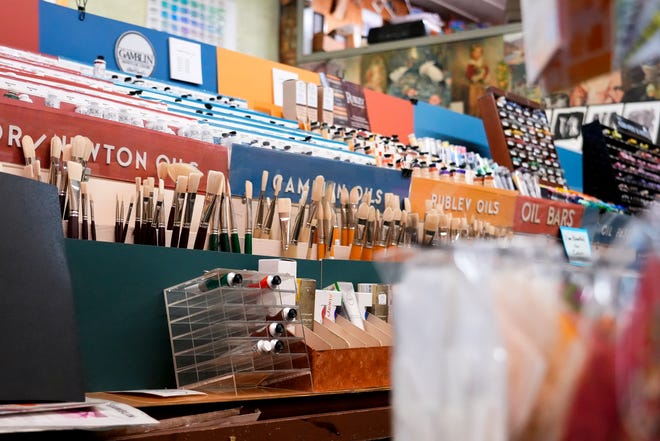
xmin=269 ymin=323 xmax=285 ymax=337
xmin=270 ymin=339 xmax=284 ymax=354
xmin=283 ymin=307 xmax=297 ymax=322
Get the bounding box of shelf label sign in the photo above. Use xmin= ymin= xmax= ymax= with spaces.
xmin=229 ymin=143 xmax=410 ymax=210
xmin=409 ymin=177 xmax=518 ymax=227
xmin=560 ymin=226 xmax=592 ymax=266
xmin=115 ymin=31 xmax=156 ymax=77
xmin=513 ymin=196 xmax=584 ymax=235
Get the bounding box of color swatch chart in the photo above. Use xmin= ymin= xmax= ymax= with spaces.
xmin=146 ymin=0 xmax=236 ymax=49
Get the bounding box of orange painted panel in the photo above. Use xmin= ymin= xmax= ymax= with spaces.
xmin=409 ymin=177 xmax=519 ymax=228
xmin=216 ymin=48 xmax=320 ymax=118
xmin=363 ymin=88 xmax=414 ymax=141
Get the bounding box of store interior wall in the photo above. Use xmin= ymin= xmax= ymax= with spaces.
xmin=57 ymin=0 xmax=280 ymax=61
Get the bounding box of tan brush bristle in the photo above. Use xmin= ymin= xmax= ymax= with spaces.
xmin=404 ymin=197 xmax=412 ymax=212
xmin=206 ymin=170 xmax=223 ymax=195
xmin=175 ymin=175 xmax=188 ymax=194
xmin=50 ymin=136 xmax=62 ymax=158
xmin=349 ymin=186 xmax=360 ymax=205
xmin=273 ymin=174 xmax=283 ymax=196
xmin=324 ymin=200 xmax=332 ymax=220
xmin=278 ymin=197 xmax=291 ymax=215
xmin=311 ymin=175 xmax=325 ymax=202
xmin=356 ymin=202 xmax=369 ymax=220
xmin=71 ymin=135 xmax=85 ymax=160
xmin=393 ymin=208 xmax=402 ymax=222
xmin=167 ymin=162 xmax=192 ymax=182
xmin=82 ymin=136 xmax=93 ymax=162
xmin=21 ymin=135 xmax=35 ymax=163
xmin=425 ymin=213 xmax=439 ymax=231
xmin=324 ymin=181 xmax=335 ymax=203
xmin=260 ymin=170 xmax=269 ymax=192
xmin=340 ymin=186 xmax=348 ymax=205
xmin=62 ymin=144 xmax=72 ymax=162
xmin=367 ymin=205 xmax=376 ymax=222
xmin=245 ymin=180 xmax=253 ymax=199
xmin=439 ymin=213 xmax=450 ymax=229
xmin=66 ymin=161 xmax=83 ymax=182
xmin=157 ymin=162 xmax=169 ymax=181
xmin=298 ymin=185 xmax=309 ymax=205
xmin=187 ymin=172 xmax=203 ymax=193
xmin=383 ymin=207 xmax=393 ymax=222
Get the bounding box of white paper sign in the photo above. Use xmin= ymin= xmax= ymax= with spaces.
xmin=168 ymin=37 xmax=203 ymax=85
xmin=560 ymin=227 xmax=592 ymax=266
xmin=272 ymin=68 xmax=298 ymax=107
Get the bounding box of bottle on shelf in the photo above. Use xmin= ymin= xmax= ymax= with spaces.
xmin=93 ymin=55 xmax=106 ymax=78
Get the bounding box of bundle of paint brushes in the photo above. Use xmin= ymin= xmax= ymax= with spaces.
xmin=19 ymin=134 xmax=97 ymax=240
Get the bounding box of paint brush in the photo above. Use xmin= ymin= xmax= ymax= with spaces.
xmin=340 ymin=186 xmax=349 ymax=245
xmin=390 ymin=207 xmax=402 ymax=248
xmin=316 ymin=200 xmax=326 ymax=260
xmin=376 ymin=207 xmax=393 ymax=254
xmin=80 ymin=182 xmax=89 ymax=240
xmin=48 ymin=136 xmax=62 ymax=187
xmin=157 ymin=192 xmax=166 ymax=246
xmin=406 ymin=213 xmax=419 ymax=247
xmin=278 ymin=197 xmax=292 ymax=255
xmin=438 ymin=213 xmax=451 ymax=246
xmin=349 ymin=202 xmax=369 ymax=260
xmin=90 ymin=192 xmax=97 ymax=240
xmin=262 ymin=174 xmax=283 ymax=239
xmin=347 ymin=186 xmax=360 ymax=245
xmin=305 ymin=217 xmax=318 ymax=260
xmin=178 ymin=172 xmax=203 ymax=248
xmin=66 ymin=161 xmax=83 ymax=239
xmin=140 ymin=178 xmax=154 ymax=245
xmin=80 ymin=136 xmax=94 ymax=182
xmin=227 ymin=181 xmax=241 ymax=253
xmin=133 ymin=177 xmax=142 ymax=244
xmin=114 ymin=194 xmax=121 ymax=242
xmin=119 ymin=198 xmax=126 ymax=243
xmin=32 ymin=160 xmax=41 ymax=182
xmin=244 ymin=180 xmax=253 ymax=254
xmin=122 ymin=196 xmax=134 ymax=243
xmin=169 ymin=175 xmax=188 ymax=247
xmin=21 ymin=135 xmax=35 ymax=180
xmin=301 ymin=175 xmax=324 ymax=244
xmin=193 ymin=170 xmax=223 ymax=250
xmin=285 ymin=185 xmax=308 ymax=258
xmin=60 ymin=144 xmax=72 ymax=217
xmin=253 ymin=170 xmax=269 ymax=238
xmin=219 ymin=180 xmax=231 ymax=252
xmin=421 ymin=212 xmax=439 ymax=247
xmin=327 ymin=201 xmax=338 ymax=258
xmin=324 ymin=181 xmax=336 ymax=245
xmin=151 ymin=179 xmax=164 ymax=246
xmin=166 ymin=163 xmax=191 ymax=229
xmin=396 ymin=211 xmax=407 ymax=247
xmin=208 ymin=177 xmax=224 ymax=251
xmin=360 ymin=206 xmax=377 ymax=261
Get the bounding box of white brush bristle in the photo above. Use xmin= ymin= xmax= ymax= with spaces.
xmin=50 ymin=136 xmax=62 ymax=158
xmin=245 ymin=180 xmax=253 ymax=199
xmin=66 ymin=161 xmax=83 ymax=181
xmin=187 ymin=172 xmax=203 ymax=193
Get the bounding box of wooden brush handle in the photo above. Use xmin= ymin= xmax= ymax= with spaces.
xmin=349 ymin=244 xmax=363 ymax=260
xmin=283 ymin=244 xmax=297 ymax=259
xmin=374 ymin=244 xmax=387 ymax=256
xmin=347 ymin=228 xmax=356 ymax=246
xmin=68 ymin=214 xmax=79 ymax=239
xmin=178 ymin=227 xmax=190 ymax=249
xmin=341 ymin=227 xmax=349 ymax=246
xmin=166 ymin=206 xmax=175 ymax=230
xmin=219 ymin=232 xmax=230 ymax=252
xmin=158 ymin=226 xmax=166 ymax=247
xmin=91 ymin=220 xmax=97 ymax=241
xmin=361 ymin=246 xmax=373 ymax=261
xmin=207 ymin=233 xmax=219 ymax=251
xmin=81 ymin=219 xmax=89 ymax=240
xmin=193 ymin=225 xmax=208 ymax=250
xmin=133 ymin=220 xmax=141 ymax=244
xmin=170 ymin=225 xmax=181 ymax=248
xmin=317 ymin=242 xmax=326 ymax=260
xmin=244 ymin=233 xmax=252 ymax=255
xmin=230 ymin=233 xmax=241 ymax=254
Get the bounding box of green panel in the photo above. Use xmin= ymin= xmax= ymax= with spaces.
xmin=65 ymin=240 xmax=321 ymax=392
xmin=320 ymin=259 xmax=403 ymax=289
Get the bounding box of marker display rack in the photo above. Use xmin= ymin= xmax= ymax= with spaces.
xmin=479 ymin=87 xmax=567 ymax=188
xmin=582 ymin=121 xmax=660 ymax=214
xmin=163 ymin=269 xmax=312 ymax=393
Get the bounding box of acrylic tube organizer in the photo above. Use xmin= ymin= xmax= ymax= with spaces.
xmin=163 ymin=268 xmax=312 ymax=393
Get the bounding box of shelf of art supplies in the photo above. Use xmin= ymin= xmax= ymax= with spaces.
xmin=65 ymin=239 xmax=393 ymax=393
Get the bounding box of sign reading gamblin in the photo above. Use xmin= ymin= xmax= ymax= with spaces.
xmin=114 ymin=31 xmax=156 ymax=77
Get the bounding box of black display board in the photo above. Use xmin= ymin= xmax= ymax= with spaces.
xmin=0 ymin=173 xmax=84 ymax=402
